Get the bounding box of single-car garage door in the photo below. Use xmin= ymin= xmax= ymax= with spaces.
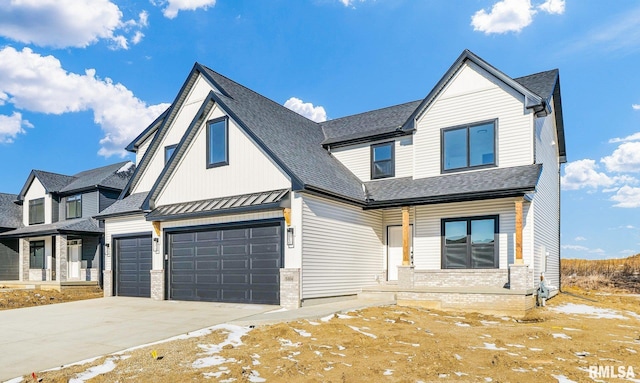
xmin=116 ymin=235 xmax=152 ymax=297
xmin=168 ymin=222 xmax=282 ymax=304
xmin=0 ymin=239 xmax=19 ymax=280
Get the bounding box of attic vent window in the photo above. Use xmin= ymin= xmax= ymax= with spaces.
xmin=206 ymin=117 xmax=229 ymax=168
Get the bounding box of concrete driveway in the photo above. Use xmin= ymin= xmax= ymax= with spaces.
xmin=0 ymin=297 xmax=276 ymax=381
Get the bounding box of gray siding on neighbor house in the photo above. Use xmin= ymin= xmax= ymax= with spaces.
xmin=99 ymin=190 xmax=120 ymax=212
xmin=0 ymin=238 xmax=19 ymax=280
xmin=58 ymin=191 xmax=100 ymax=220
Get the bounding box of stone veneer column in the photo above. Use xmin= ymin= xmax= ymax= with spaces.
xmin=280 ymin=268 xmax=300 ymax=309
xmin=398 ymin=265 xmax=415 ymax=289
xmin=150 ymin=270 xmax=165 ymax=300
xmin=508 ymin=264 xmax=530 ymax=292
xmin=103 ymin=270 xmax=113 ymax=297
xmin=56 ymin=235 xmax=68 ymax=282
xmin=20 ymin=238 xmax=29 ymax=281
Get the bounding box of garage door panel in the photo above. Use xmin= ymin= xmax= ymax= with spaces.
xmin=116 ymin=235 xmax=152 ymax=298
xmin=168 ymin=222 xmax=281 ymax=304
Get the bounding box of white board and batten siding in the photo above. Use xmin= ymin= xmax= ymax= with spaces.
xmin=135 ymin=137 xmax=153 ymax=167
xmin=413 ymin=198 xmax=533 ymax=270
xmin=132 ymin=74 xmax=215 ymax=194
xmin=301 ymin=194 xmax=383 ymax=299
xmin=331 ymin=136 xmax=413 ymax=182
xmin=532 ymin=104 xmax=561 ymax=289
xmin=104 ymin=215 xmax=153 ymax=271
xmin=414 ymin=61 xmax=534 ymax=179
xmin=156 ymin=104 xmax=291 ymax=206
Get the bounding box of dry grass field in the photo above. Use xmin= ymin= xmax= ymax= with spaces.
xmin=561 ymin=253 xmax=640 ymax=293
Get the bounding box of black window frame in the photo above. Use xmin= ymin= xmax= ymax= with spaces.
xmin=370 ymin=141 xmax=395 ymax=179
xmin=441 ymin=215 xmax=499 ymax=269
xmin=28 ymin=198 xmax=45 ymax=225
xmin=29 ymin=240 xmax=45 ymax=269
xmin=66 ymin=194 xmax=82 ymax=219
xmin=206 ymin=116 xmax=229 ymax=169
xmin=164 ymin=144 xmax=178 ymax=165
xmin=441 ymin=119 xmax=497 ymax=173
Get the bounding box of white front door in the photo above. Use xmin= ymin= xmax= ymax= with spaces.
xmin=67 ymin=243 xmax=81 ymax=280
xmin=387 ymin=225 xmax=413 ymax=281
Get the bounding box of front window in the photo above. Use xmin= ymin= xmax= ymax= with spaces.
xmin=30 ymin=241 xmax=45 ymax=269
xmin=66 ymin=194 xmax=82 ymax=219
xmin=206 ymin=117 xmax=228 ymax=168
xmin=371 ymin=142 xmax=394 ymax=179
xmin=442 ymin=216 xmax=498 ymax=269
xmin=165 ymin=144 xmax=177 ymax=164
xmin=442 ymin=120 xmax=496 ymax=172
xmin=29 ymin=198 xmax=44 ymax=225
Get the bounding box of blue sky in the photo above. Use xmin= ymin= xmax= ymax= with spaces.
xmin=0 ymin=0 xmax=639 ymax=260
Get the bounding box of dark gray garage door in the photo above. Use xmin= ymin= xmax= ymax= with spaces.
xmin=116 ymin=235 xmax=152 ymax=297
xmin=168 ymin=222 xmax=282 ymax=304
xmin=0 ymin=239 xmax=19 ymax=280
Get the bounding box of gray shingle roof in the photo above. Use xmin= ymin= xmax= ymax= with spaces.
xmin=146 ymin=189 xmax=289 ymax=221
xmin=0 ymin=218 xmax=102 ymax=238
xmin=514 ymin=70 xmax=559 ymax=100
xmin=363 ymin=164 xmax=542 ymax=207
xmin=94 ymin=192 xmax=149 ymax=218
xmin=199 ymin=66 xmax=367 ymax=203
xmin=320 ymin=100 xmax=422 ymax=145
xmin=61 ymin=161 xmax=133 ymax=193
xmin=0 ymin=193 xmax=22 ymax=229
xmin=31 ymin=170 xmax=76 ymax=193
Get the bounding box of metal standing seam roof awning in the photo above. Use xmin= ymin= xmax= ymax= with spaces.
xmin=145 ymin=189 xmax=290 ymax=222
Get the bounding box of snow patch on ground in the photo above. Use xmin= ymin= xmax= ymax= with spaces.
xmin=552 ymin=333 xmax=572 ymax=339
xmin=455 ymin=322 xmax=471 ymax=327
xmin=293 ymin=328 xmax=311 ymax=337
xmin=550 ymin=303 xmax=629 ymax=319
xmin=337 ymin=314 xmax=358 ymax=319
xmin=192 ymin=325 xmax=252 ymax=369
xmin=320 ymin=314 xmax=334 ymax=322
xmin=348 ymin=325 xmax=377 ymax=338
xmin=383 ymin=369 xmax=394 ymax=376
xmin=551 ymin=374 xmax=578 ymax=383
xmin=69 ymin=357 xmax=119 ymax=383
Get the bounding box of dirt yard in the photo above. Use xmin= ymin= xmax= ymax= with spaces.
xmin=10 ymin=287 xmax=638 ymax=383
xmin=0 ymin=287 xmax=102 ymax=310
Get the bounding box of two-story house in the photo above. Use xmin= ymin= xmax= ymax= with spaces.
xmin=0 ymin=162 xmax=134 ymax=286
xmin=97 ymin=50 xmax=566 ymax=315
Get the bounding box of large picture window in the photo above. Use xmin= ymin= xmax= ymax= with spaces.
xmin=30 ymin=240 xmax=45 ymax=269
xmin=442 ymin=120 xmax=496 ymax=172
xmin=206 ymin=117 xmax=228 ymax=168
xmin=28 ymin=198 xmax=44 ymax=225
xmin=371 ymin=141 xmax=394 ymax=179
xmin=442 ymin=216 xmax=498 ymax=269
xmin=66 ymin=194 xmax=82 ymax=219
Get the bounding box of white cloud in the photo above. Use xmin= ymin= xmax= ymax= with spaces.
xmin=153 ymin=0 xmax=216 ymax=19
xmin=0 ymin=0 xmax=147 ymax=49
xmin=284 ymin=97 xmax=327 ymax=123
xmin=0 ymin=112 xmax=33 ymax=144
xmin=537 ymin=0 xmax=565 ymax=15
xmin=471 ymin=0 xmax=564 ymax=34
xmin=339 ymin=0 xmax=366 ymax=7
xmin=632 ymin=104 xmax=640 ymax=110
xmin=0 ymin=47 xmax=169 ymax=157
xmin=601 ymin=142 xmax=640 ymax=173
xmin=562 ymin=245 xmax=589 ymax=251
xmin=609 ymin=132 xmax=640 ymax=143
xmin=611 ymin=185 xmax=640 ymax=208
xmin=574 ymin=236 xmax=586 ymax=241
xmin=561 ymin=159 xmax=623 ymax=190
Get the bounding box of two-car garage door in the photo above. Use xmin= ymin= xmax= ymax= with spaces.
xmin=167 ymin=222 xmax=282 ymax=305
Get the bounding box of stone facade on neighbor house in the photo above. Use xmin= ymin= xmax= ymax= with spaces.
xmin=0 ymin=162 xmax=134 ymax=287
xmin=88 ymin=49 xmax=565 ymax=315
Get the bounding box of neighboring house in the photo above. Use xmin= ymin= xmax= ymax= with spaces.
xmin=0 ymin=162 xmax=134 ymax=285
xmin=97 ymin=50 xmax=566 ymax=314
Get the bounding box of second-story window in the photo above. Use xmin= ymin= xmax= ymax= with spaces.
xmin=28 ymin=198 xmax=44 ymax=225
xmin=371 ymin=141 xmax=395 ymax=179
xmin=164 ymin=144 xmax=177 ymax=165
xmin=66 ymin=194 xmax=82 ymax=219
xmin=442 ymin=120 xmax=496 ymax=172
xmin=206 ymin=117 xmax=229 ymax=168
